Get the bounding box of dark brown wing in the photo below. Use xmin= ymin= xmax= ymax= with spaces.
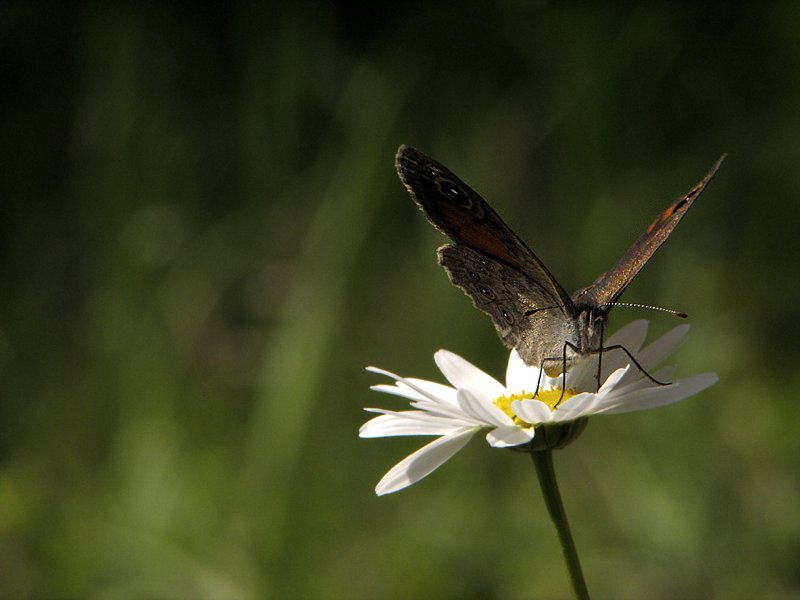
xmin=438 ymin=245 xmax=578 ymax=367
xmin=574 ymin=155 xmax=726 ymax=309
xmin=396 ymin=145 xmax=574 ymax=311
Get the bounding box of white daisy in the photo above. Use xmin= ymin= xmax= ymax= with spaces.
xmin=361 ymin=320 xmax=718 ymax=495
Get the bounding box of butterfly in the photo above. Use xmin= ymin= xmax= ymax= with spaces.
xmin=395 ymin=145 xmax=724 ymax=383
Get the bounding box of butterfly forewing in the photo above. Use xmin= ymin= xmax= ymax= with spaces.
xmin=395 ymin=145 xmax=573 ymax=311
xmin=574 ymin=155 xmax=726 ymax=309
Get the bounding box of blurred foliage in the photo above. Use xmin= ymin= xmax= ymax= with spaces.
xmin=2 ymin=2 xmax=799 ymax=599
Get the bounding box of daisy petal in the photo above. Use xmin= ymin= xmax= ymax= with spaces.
xmin=409 ymin=399 xmax=474 ymax=421
xmin=374 ymin=428 xmax=478 ymax=495
xmin=366 ymin=366 xmax=401 ymax=379
xmin=370 ymin=383 xmax=428 ymax=402
xmin=563 ymin=357 xmax=595 ymax=390
xmin=598 ymin=366 xmax=630 ymax=394
xmin=370 ymin=373 xmax=458 ymax=406
xmin=637 ymin=324 xmax=690 ymax=370
xmin=359 ymin=411 xmax=470 ymax=437
xmin=487 ymin=425 xmax=534 ymax=447
xmin=506 ymin=349 xmax=541 ymax=393
xmin=457 ymin=388 xmax=512 ymax=427
xmin=512 ymin=399 xmax=554 ymax=425
xmin=593 ymin=373 xmax=718 ymax=415
xmin=551 ymin=392 xmax=602 ymax=420
xmin=598 ymin=321 xmax=650 ymax=378
xmin=434 ymin=350 xmax=506 ymax=398
xmin=403 ymin=378 xmax=459 ymax=405
xmin=605 ymin=319 xmax=649 ymax=351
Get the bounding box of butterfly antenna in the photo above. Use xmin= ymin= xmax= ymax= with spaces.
xmin=602 ymin=302 xmax=688 ymax=318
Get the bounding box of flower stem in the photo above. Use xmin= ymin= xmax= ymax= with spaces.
xmin=531 ymin=449 xmax=590 ymax=600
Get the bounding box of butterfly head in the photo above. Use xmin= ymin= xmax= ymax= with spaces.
xmin=574 ymin=303 xmax=607 ymax=354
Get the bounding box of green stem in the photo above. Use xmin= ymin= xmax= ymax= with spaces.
xmin=531 ymin=449 xmax=590 ymax=600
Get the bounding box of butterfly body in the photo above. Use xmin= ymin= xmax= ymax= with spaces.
xmin=395 ymin=145 xmax=723 ymax=377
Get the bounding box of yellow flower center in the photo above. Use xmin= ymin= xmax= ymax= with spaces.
xmin=494 ymin=388 xmax=578 ymax=426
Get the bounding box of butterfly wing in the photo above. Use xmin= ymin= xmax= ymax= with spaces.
xmin=395 ymin=145 xmax=577 ymax=367
xmin=574 ymin=155 xmax=726 ymax=309
xmin=438 ymin=244 xmax=577 ymax=367
xmin=395 ymin=145 xmax=574 ymax=309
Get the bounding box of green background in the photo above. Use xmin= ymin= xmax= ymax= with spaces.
xmin=3 ymin=3 xmax=799 ymax=599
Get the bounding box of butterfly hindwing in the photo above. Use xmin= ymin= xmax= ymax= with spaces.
xmin=438 ymin=244 xmax=577 ymax=367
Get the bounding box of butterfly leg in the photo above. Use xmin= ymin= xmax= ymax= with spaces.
xmin=602 ymin=344 xmax=671 ymax=386
xmin=536 ymin=343 xmax=577 ymax=406
xmin=533 ymin=366 xmax=545 ymax=399
xmin=537 ymin=342 xmax=669 ymax=409
xmin=596 ymin=319 xmax=605 ymax=391
xmin=554 ymin=342 xmax=580 ymax=407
